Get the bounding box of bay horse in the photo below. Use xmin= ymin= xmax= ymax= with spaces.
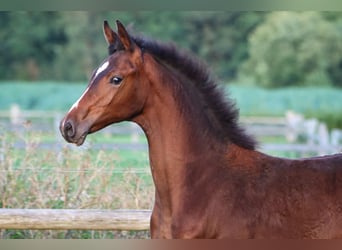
xmin=60 ymin=20 xmax=342 ymax=239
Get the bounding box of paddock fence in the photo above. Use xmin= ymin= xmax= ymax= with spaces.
xmin=2 ymin=105 xmax=341 ymax=156
xmin=1 ymin=107 xmax=342 ymax=233
xmin=0 ymin=209 xmax=151 ymax=231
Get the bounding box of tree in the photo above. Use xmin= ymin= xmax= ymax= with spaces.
xmin=0 ymin=11 xmax=265 ymax=82
xmin=0 ymin=11 xmax=67 ymax=80
xmin=240 ymin=12 xmax=342 ymax=88
xmin=181 ymin=12 xmax=265 ymax=81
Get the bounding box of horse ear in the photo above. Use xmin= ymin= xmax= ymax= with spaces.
xmin=103 ymin=20 xmax=124 ymax=54
xmin=116 ymin=20 xmax=136 ymax=51
xmin=103 ymin=20 xmax=118 ymax=45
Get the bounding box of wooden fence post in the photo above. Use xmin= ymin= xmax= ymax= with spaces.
xmin=317 ymin=123 xmax=330 ymax=155
xmin=331 ymin=129 xmax=342 ymax=148
xmin=10 ymin=104 xmax=21 ymax=125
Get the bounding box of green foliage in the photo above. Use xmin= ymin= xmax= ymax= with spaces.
xmin=131 ymin=11 xmax=265 ymax=80
xmin=0 ymin=12 xmax=67 ymax=80
xmin=240 ymin=12 xmax=342 ymax=88
xmin=0 ymin=11 xmax=265 ymax=82
xmin=3 ymin=11 xmax=342 ymax=88
xmin=180 ymin=12 xmax=266 ymax=80
xmin=52 ymin=11 xmax=134 ymax=81
xmin=48 ymin=11 xmax=266 ymax=82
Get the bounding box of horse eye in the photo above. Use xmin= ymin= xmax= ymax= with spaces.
xmin=110 ymin=76 xmax=123 ymax=85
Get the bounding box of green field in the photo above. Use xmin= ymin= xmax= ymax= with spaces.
xmin=1 ymin=81 xmax=342 ymax=128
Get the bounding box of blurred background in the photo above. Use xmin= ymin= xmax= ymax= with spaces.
xmin=1 ymin=11 xmax=342 ymax=118
xmin=1 ymin=11 xmax=342 ymax=239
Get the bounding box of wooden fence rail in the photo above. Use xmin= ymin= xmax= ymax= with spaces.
xmin=0 ymin=209 xmax=151 ymax=231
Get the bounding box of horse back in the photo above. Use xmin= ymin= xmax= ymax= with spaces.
xmin=218 ymin=148 xmax=342 ymax=238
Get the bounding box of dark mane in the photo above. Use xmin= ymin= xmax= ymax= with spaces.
xmin=113 ymin=35 xmax=257 ymax=150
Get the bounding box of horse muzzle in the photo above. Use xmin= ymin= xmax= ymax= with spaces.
xmin=60 ymin=118 xmax=88 ymax=146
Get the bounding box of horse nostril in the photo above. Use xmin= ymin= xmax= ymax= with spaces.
xmin=64 ymin=120 xmax=75 ymax=139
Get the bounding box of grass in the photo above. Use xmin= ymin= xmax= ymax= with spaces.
xmin=0 ymin=126 xmax=153 ymax=239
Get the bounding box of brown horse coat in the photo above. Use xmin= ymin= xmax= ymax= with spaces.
xmin=60 ymin=20 xmax=342 ymax=238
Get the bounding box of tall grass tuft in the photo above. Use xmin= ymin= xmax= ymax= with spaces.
xmin=0 ymin=124 xmax=153 ymax=239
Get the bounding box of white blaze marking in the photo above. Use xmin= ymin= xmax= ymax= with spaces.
xmin=95 ymin=61 xmax=109 ymax=77
xmin=67 ymin=60 xmax=109 ymax=114
xmin=69 ymin=86 xmax=90 ymax=112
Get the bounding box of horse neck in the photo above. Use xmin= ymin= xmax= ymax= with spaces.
xmin=132 ymin=54 xmax=228 ymax=210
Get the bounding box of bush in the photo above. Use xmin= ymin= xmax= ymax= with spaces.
xmin=240 ymin=12 xmax=342 ymax=88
